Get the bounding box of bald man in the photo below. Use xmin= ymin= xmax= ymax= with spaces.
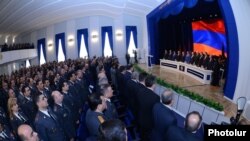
xmin=185 ymin=111 xmax=202 ymax=133
xmin=164 ymin=111 xmax=202 ymax=141
xmin=52 ymin=91 xmax=75 ymax=141
xmin=17 ymin=124 xmax=39 ymax=141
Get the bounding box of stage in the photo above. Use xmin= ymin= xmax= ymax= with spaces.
xmin=138 ymin=63 xmax=236 ymax=118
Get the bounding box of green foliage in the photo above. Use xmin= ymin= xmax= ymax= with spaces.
xmin=134 ymin=64 xmax=224 ymax=111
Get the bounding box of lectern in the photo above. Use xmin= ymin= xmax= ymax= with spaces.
xmin=147 ymin=55 xmax=153 ymax=68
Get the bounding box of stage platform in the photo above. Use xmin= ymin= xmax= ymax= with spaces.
xmin=138 ymin=63 xmax=236 ymax=118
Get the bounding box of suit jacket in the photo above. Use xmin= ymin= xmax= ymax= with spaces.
xmin=164 ymin=125 xmax=202 ymax=141
xmin=53 ymin=104 xmax=75 ymax=140
xmin=85 ymin=109 xmax=106 ymax=137
xmin=152 ymin=103 xmax=177 ymax=141
xmin=126 ymin=79 xmax=140 ymax=115
xmin=0 ymin=126 xmax=16 ymax=141
xmin=20 ymin=98 xmax=36 ymax=122
xmin=34 ymin=109 xmax=66 ymax=141
xmin=10 ymin=111 xmax=29 ymax=133
xmin=62 ymin=92 xmax=79 ymax=123
xmin=136 ymin=87 xmax=160 ymax=130
xmin=103 ymin=100 xmax=118 ymax=120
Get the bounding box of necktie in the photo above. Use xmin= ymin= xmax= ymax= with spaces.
xmin=2 ymin=132 xmax=9 ymax=139
xmin=18 ymin=113 xmax=27 ymax=122
xmin=48 ymin=111 xmax=56 ymax=121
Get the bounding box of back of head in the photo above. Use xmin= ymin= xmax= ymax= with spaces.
xmin=99 ymin=119 xmax=127 ymax=141
xmin=131 ymin=71 xmax=139 ymax=80
xmin=139 ymin=72 xmax=147 ymax=82
xmin=88 ymin=93 xmax=102 ymax=111
xmin=161 ymin=89 xmax=173 ymax=105
xmin=185 ymin=111 xmax=202 ymax=133
xmin=145 ymin=75 xmax=156 ymax=88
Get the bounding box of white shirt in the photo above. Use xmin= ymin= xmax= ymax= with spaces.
xmin=14 ymin=112 xmax=25 ymax=121
xmin=40 ymin=109 xmax=50 ymax=117
xmin=105 ymin=98 xmax=111 ymax=103
xmin=0 ymin=131 xmax=8 ymax=138
xmin=163 ymin=103 xmax=174 ymax=110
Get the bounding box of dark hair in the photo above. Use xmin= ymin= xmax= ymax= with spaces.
xmin=67 ymin=71 xmax=74 ymax=80
xmin=139 ymin=72 xmax=147 ymax=82
xmin=36 ymin=79 xmax=42 ymax=86
xmin=118 ymin=66 xmax=125 ymax=73
xmin=21 ymin=85 xmax=29 ymax=94
xmin=145 ymin=75 xmax=156 ymax=87
xmin=185 ymin=111 xmax=202 ymax=132
xmin=59 ymin=81 xmax=67 ymax=92
xmin=34 ymin=93 xmax=43 ymax=105
xmin=88 ymin=93 xmax=102 ymax=111
xmin=99 ymin=119 xmax=127 ymax=141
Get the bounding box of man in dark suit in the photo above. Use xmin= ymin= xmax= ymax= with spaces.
xmin=164 ymin=111 xmax=203 ymax=141
xmin=152 ymin=89 xmax=177 ymax=141
xmin=85 ymin=93 xmax=107 ymax=137
xmin=60 ymin=81 xmax=79 ymax=126
xmin=125 ymin=71 xmax=139 ymax=116
xmin=20 ymin=86 xmax=36 ymax=123
xmin=101 ymin=84 xmax=118 ymax=120
xmin=136 ymin=75 xmax=160 ymax=141
xmin=125 ymin=53 xmax=130 ymax=65
xmin=34 ymin=93 xmax=66 ymax=141
xmin=52 ymin=91 xmax=75 ymax=141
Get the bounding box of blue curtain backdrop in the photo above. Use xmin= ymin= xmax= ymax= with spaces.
xmin=55 ymin=33 xmax=66 ymax=61
xmin=126 ymin=26 xmax=138 ymax=51
xmin=37 ymin=38 xmax=46 ymax=65
xmin=101 ymin=26 xmax=113 ymax=56
xmin=77 ymin=29 xmax=89 ymax=58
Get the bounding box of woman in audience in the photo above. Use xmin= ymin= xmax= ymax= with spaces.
xmin=8 ymin=98 xmax=30 ymax=135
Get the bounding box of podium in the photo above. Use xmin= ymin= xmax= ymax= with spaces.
xmin=147 ymin=55 xmax=153 ymax=68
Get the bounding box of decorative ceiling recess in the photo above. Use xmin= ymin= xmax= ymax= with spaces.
xmin=0 ymin=0 xmax=164 ymax=36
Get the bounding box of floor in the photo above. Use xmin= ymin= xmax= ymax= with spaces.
xmin=138 ymin=64 xmax=237 ymax=118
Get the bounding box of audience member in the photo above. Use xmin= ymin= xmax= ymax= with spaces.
xmin=98 ymin=119 xmax=127 ymax=141
xmin=101 ymin=84 xmax=118 ymax=120
xmin=17 ymin=124 xmax=39 ymax=141
xmin=86 ymin=93 xmax=107 ymax=137
xmin=34 ymin=93 xmax=66 ymax=141
xmin=152 ymin=89 xmax=177 ymax=141
xmin=164 ymin=111 xmax=202 ymax=141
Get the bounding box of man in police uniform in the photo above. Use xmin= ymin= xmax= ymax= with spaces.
xmin=34 ymin=93 xmax=66 ymax=141
xmin=85 ymin=93 xmax=107 ymax=137
xmin=52 ymin=91 xmax=75 ymax=141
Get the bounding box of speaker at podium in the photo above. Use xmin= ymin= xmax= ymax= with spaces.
xmin=147 ymin=55 xmax=153 ymax=68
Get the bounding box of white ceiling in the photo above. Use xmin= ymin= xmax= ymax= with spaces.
xmin=0 ymin=0 xmax=164 ymax=37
